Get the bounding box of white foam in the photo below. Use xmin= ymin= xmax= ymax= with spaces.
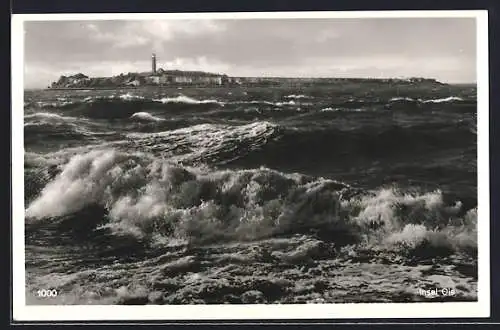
xmin=349 ymin=188 xmax=448 ymax=227
xmin=284 ymin=94 xmax=311 ymax=99
xmin=154 ymin=95 xmax=221 ymax=105
xmin=25 ymin=150 xmax=476 ymax=253
xmin=130 ymin=112 xmax=164 ymax=122
xmin=232 ymin=100 xmax=275 ymax=106
xmin=389 ymin=97 xmax=415 ymax=102
xmin=421 ymin=96 xmax=464 ymax=103
xmin=36 ymin=101 xmax=74 ymax=107
xmin=275 ymin=100 xmax=296 ymax=106
xmin=24 ymin=112 xmax=76 ymax=121
xmin=118 ymin=93 xmax=145 ymax=101
xmin=320 ymin=107 xmax=363 ymax=112
xmin=25 ymin=150 xmax=123 ymax=219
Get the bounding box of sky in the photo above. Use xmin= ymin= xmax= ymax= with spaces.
xmin=23 ymin=17 xmax=477 ymax=88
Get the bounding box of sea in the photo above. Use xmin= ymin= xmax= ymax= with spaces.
xmin=23 ymin=83 xmax=478 ymax=305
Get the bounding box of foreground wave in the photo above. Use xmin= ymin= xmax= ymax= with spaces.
xmin=25 ymin=149 xmax=476 ymax=257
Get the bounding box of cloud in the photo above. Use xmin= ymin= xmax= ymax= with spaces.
xmin=140 ymin=20 xmax=225 ymax=39
xmin=23 ymin=17 xmax=477 ymax=88
xmin=85 ymin=23 xmax=150 ymax=48
xmin=83 ymin=20 xmax=226 ymax=52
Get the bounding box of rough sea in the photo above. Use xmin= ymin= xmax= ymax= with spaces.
xmin=23 ymin=83 xmax=478 ymax=305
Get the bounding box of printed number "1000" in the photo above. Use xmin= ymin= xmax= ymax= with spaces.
xmin=37 ymin=289 xmax=58 ymax=297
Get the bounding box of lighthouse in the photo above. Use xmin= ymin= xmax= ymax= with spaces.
xmin=152 ymin=53 xmax=157 ymax=74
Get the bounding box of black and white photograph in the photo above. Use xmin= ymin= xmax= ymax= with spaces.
xmin=12 ymin=10 xmax=489 ymax=320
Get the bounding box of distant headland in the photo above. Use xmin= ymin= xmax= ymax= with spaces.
xmin=47 ymin=53 xmax=446 ymax=90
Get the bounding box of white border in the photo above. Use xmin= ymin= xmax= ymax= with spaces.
xmin=12 ymin=10 xmax=490 ymax=321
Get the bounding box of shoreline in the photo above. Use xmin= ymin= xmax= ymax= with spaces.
xmin=44 ymin=86 xmax=140 ymax=91
xmin=41 ymin=83 xmax=462 ymax=92
xmin=44 ymin=75 xmax=457 ymax=91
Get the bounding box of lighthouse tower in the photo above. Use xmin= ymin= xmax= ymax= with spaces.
xmin=152 ymin=53 xmax=157 ymax=74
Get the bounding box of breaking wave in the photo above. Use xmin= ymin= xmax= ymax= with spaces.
xmin=25 ymin=149 xmax=477 ymax=255
xmin=154 ymin=95 xmax=222 ymax=105
xmin=422 ymin=96 xmax=464 ymax=103
xmin=24 ymin=112 xmax=96 ymax=142
xmin=284 ymin=94 xmax=312 ymax=99
xmin=319 ymin=107 xmax=364 ymax=112
xmin=320 ymin=107 xmax=338 ymax=112
xmin=29 ymin=93 xmax=470 ymax=116
xmin=24 ymin=112 xmax=79 ymax=122
xmin=227 ymin=121 xmax=476 ymax=170
xmin=124 ymin=121 xmax=281 ymax=164
xmin=389 ymin=97 xmax=417 ymax=102
xmin=37 ymin=98 xmax=222 ymax=120
xmin=23 ymin=112 xmax=475 ymax=170
xmin=130 ymin=112 xmax=165 ymax=122
xmin=389 ymin=96 xmax=466 ymax=104
xmin=231 ymin=100 xmax=283 ymax=107
xmin=275 ymin=100 xmax=297 ymax=106
xmin=118 ymin=93 xmax=145 ymax=101
xmin=24 ymin=123 xmax=93 ymax=142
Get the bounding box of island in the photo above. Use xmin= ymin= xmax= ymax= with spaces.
xmin=47 ymin=52 xmax=449 ymax=90
xmin=48 ymin=70 xmax=446 ymax=90
xmin=48 ymin=69 xmax=230 ymax=89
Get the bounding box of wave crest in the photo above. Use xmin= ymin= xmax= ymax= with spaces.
xmin=284 ymin=94 xmax=311 ymax=99
xmin=25 ymin=149 xmax=476 ymax=254
xmin=130 ymin=112 xmax=165 ymax=122
xmin=24 ymin=112 xmax=78 ymax=121
xmin=422 ymin=96 xmax=464 ymax=103
xmin=154 ymin=95 xmax=222 ymax=105
xmin=124 ymin=121 xmax=281 ymax=164
xmin=389 ymin=96 xmax=466 ymax=104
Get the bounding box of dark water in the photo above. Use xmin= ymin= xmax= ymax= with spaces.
xmin=24 ymin=84 xmax=478 ymax=305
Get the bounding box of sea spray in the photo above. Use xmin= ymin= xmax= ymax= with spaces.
xmin=26 ymin=149 xmax=476 ymax=253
